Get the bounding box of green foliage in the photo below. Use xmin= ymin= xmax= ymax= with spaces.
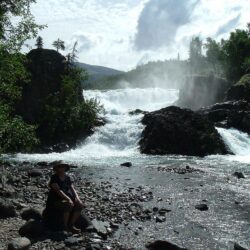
xmin=38 ymin=66 xmax=102 ymax=144
xmin=52 ymin=38 xmax=65 ymax=52
xmin=220 ymin=25 xmax=250 ymax=82
xmin=35 ymin=36 xmax=43 ymax=49
xmin=0 ymin=0 xmax=43 ymax=153
xmin=204 ymin=38 xmax=223 ymax=75
xmin=0 ymin=103 xmax=38 ymax=153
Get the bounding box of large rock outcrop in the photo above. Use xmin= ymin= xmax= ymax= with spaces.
xmin=139 ymin=106 xmax=229 ymax=157
xmin=226 ymin=74 xmax=250 ymax=102
xmin=177 ymin=75 xmax=230 ymax=110
xmin=198 ymin=100 xmax=250 ymax=134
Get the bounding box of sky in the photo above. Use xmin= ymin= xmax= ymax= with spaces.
xmin=30 ymin=0 xmax=250 ymax=71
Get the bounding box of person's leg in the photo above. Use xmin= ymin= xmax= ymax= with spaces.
xmin=69 ymin=201 xmax=84 ymax=233
xmin=55 ymin=200 xmax=73 ymax=230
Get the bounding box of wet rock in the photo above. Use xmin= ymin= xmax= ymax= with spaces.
xmin=146 ymin=240 xmax=187 ymax=250
xmin=0 ymin=198 xmax=17 ymax=219
xmin=195 ymin=204 xmax=209 ymax=211
xmin=64 ymin=236 xmax=79 ymax=246
xmin=7 ymin=237 xmax=31 ymax=250
xmin=129 ymin=109 xmax=147 ymax=115
xmin=27 ymin=169 xmax=43 ymax=177
xmin=233 ymin=172 xmax=245 ymax=179
xmin=86 ymin=243 xmax=102 ymax=250
xmin=140 ymin=106 xmax=229 ymax=156
xmin=0 ymin=185 xmax=16 ymax=198
xmin=233 ymin=242 xmax=248 ymax=250
xmin=120 ymin=162 xmax=132 ymax=167
xmin=155 ymin=216 xmax=166 ymax=223
xmin=92 ymin=219 xmax=110 ymax=238
xmin=19 ymin=220 xmax=44 ymax=238
xmin=198 ymin=100 xmax=250 ymax=134
xmin=75 ymin=211 xmax=93 ymax=231
xmin=158 ymin=208 xmax=171 ymax=215
xmin=226 ymin=74 xmax=250 ymax=103
xmin=21 ymin=208 xmax=42 ymax=221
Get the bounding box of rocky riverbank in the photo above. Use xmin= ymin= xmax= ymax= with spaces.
xmin=0 ymin=160 xmax=249 ymax=250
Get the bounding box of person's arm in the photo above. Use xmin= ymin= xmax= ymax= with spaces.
xmin=51 ymin=183 xmax=73 ymax=205
xmin=70 ymin=184 xmax=84 ymax=207
xmin=70 ymin=184 xmax=80 ymax=200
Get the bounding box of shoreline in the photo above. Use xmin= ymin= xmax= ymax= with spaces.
xmin=0 ymin=161 xmax=249 ymax=250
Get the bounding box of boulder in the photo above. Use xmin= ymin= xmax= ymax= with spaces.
xmin=226 ymin=74 xmax=250 ymax=102
xmin=198 ymin=100 xmax=250 ymax=134
xmin=140 ymin=106 xmax=229 ymax=157
xmin=0 ymin=198 xmax=16 ymax=219
xmin=27 ymin=169 xmax=43 ymax=177
xmin=176 ymin=75 xmax=230 ymax=110
xmin=120 ymin=162 xmax=132 ymax=167
xmin=195 ymin=204 xmax=209 ymax=211
xmin=232 ymin=172 xmax=245 ymax=179
xmin=19 ymin=220 xmax=44 ymax=238
xmin=146 ymin=240 xmax=187 ymax=250
xmin=7 ymin=237 xmax=31 ymax=250
xmin=21 ymin=208 xmax=42 ymax=221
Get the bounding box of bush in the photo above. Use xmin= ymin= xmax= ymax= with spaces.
xmin=0 ymin=103 xmax=38 ymax=153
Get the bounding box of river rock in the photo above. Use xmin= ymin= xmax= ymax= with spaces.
xmin=233 ymin=242 xmax=248 ymax=250
xmin=91 ymin=219 xmax=111 ymax=238
xmin=140 ymin=106 xmax=229 ymax=156
xmin=195 ymin=204 xmax=209 ymax=211
xmin=27 ymin=169 xmax=43 ymax=177
xmin=21 ymin=208 xmax=42 ymax=221
xmin=146 ymin=240 xmax=187 ymax=250
xmin=0 ymin=198 xmax=17 ymax=219
xmin=120 ymin=162 xmax=132 ymax=167
xmin=198 ymin=100 xmax=250 ymax=134
xmin=226 ymin=74 xmax=250 ymax=103
xmin=232 ymin=172 xmax=245 ymax=179
xmin=7 ymin=237 xmax=31 ymax=250
xmin=19 ymin=220 xmax=44 ymax=238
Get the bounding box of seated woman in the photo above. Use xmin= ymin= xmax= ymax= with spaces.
xmin=44 ymin=162 xmax=84 ymax=233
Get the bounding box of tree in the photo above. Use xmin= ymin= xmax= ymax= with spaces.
xmin=0 ymin=0 xmax=43 ymax=153
xmin=35 ymin=36 xmax=43 ymax=49
xmin=220 ymin=24 xmax=250 ymax=82
xmin=189 ymin=37 xmax=204 ymax=74
xmin=204 ymin=37 xmax=222 ymax=75
xmin=52 ymin=38 xmax=65 ymax=52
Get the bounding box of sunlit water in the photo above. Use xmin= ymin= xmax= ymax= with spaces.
xmin=6 ymin=88 xmax=250 ymax=174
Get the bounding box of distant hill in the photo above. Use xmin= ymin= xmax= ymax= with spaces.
xmin=89 ymin=59 xmax=189 ymax=89
xmin=76 ymin=62 xmax=124 ymax=88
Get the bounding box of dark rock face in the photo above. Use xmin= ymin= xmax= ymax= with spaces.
xmin=17 ymin=49 xmax=66 ymax=124
xmin=198 ymin=100 xmax=250 ymax=134
xmin=140 ymin=106 xmax=229 ymax=157
xmin=7 ymin=237 xmax=31 ymax=250
xmin=0 ymin=198 xmax=17 ymax=219
xmin=146 ymin=240 xmax=187 ymax=250
xmin=177 ymin=75 xmax=230 ymax=110
xmin=226 ymin=74 xmax=250 ymax=102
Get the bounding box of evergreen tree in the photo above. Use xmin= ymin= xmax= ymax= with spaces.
xmin=35 ymin=36 xmax=43 ymax=49
xmin=52 ymin=38 xmax=65 ymax=52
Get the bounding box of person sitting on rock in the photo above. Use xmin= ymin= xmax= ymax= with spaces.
xmin=45 ymin=162 xmax=84 ymax=233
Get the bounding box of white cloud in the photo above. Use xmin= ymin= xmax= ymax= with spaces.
xmin=29 ymin=0 xmax=250 ymax=71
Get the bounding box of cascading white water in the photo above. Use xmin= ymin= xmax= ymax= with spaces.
xmin=216 ymin=127 xmax=250 ymax=164
xmin=14 ymin=88 xmax=179 ymax=164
